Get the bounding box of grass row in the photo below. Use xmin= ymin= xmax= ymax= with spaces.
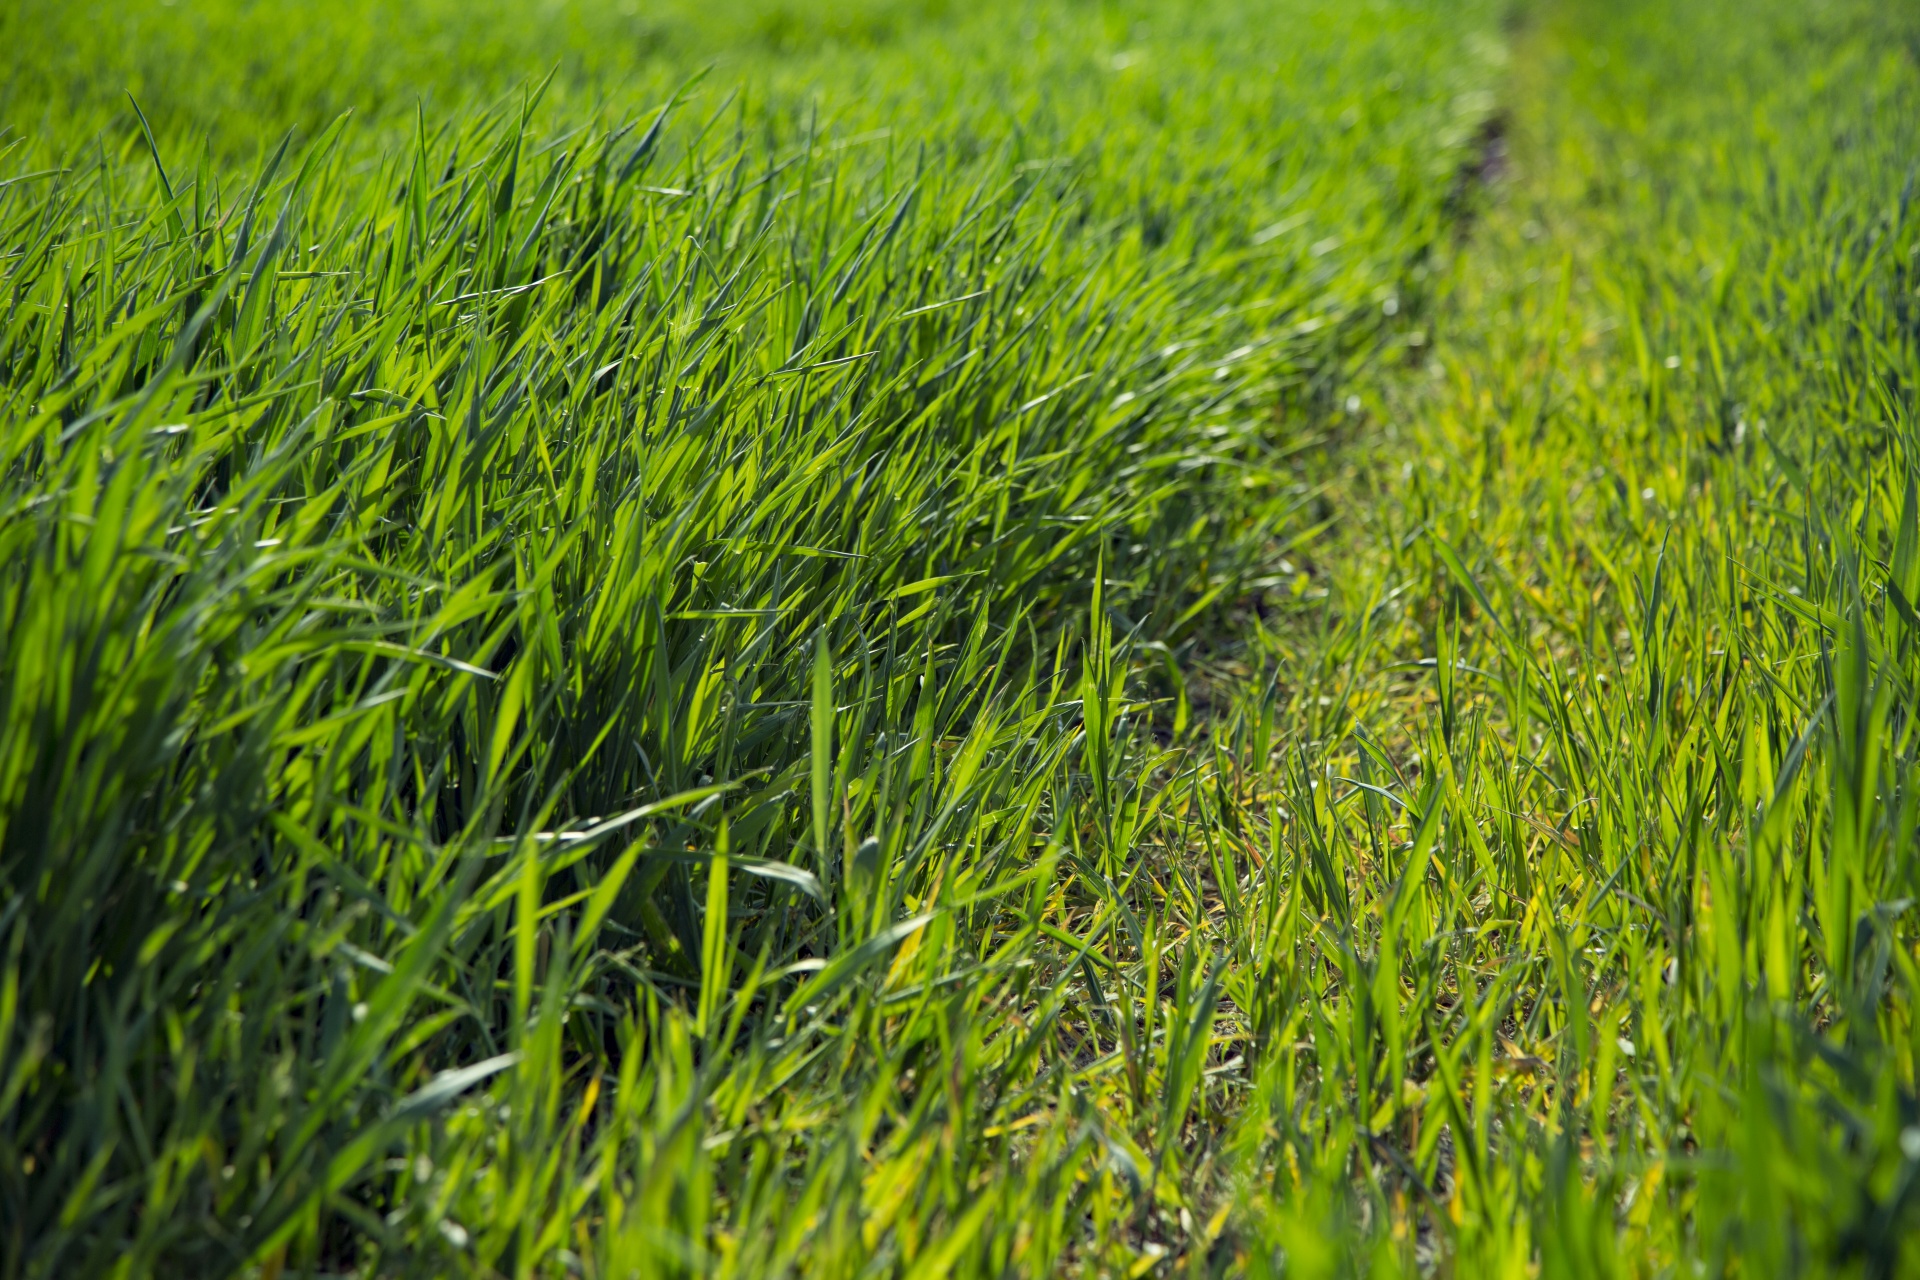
xmin=0 ymin=1 xmax=1501 ymax=1275
xmin=1242 ymin=0 xmax=1920 ymax=1272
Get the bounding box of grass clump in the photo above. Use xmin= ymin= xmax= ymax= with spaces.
xmin=5 ymin=0 xmax=1920 ymax=1275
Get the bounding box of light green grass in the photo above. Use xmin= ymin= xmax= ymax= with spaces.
xmin=3 ymin=0 xmax=1919 ymax=1275
xmin=1233 ymin=0 xmax=1920 ymax=1271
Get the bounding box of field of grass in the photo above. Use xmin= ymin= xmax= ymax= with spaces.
xmin=2 ymin=0 xmax=1919 ymax=1274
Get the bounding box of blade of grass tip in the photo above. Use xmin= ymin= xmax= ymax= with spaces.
xmin=617 ymin=66 xmax=712 ymax=185
xmin=515 ymin=843 xmax=542 ymax=1034
xmin=1431 ymin=531 xmax=1503 ymax=636
xmin=487 ymin=652 xmax=530 ymax=789
xmin=126 ymin=93 xmax=186 ymax=244
xmin=573 ymin=838 xmax=650 ymax=960
xmin=812 ymin=625 xmax=834 ymax=888
xmin=228 ymin=128 xmax=297 ymax=269
xmin=411 ymin=102 xmax=431 ymax=264
xmin=698 ymin=815 xmax=730 ymax=1038
xmin=284 ymin=109 xmax=355 ymax=206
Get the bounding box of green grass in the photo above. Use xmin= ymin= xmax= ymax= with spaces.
xmin=3 ymin=0 xmax=1919 ymax=1275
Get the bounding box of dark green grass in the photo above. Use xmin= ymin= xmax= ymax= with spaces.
xmin=5 ymin=0 xmax=1920 ymax=1275
xmin=0 ymin=1 xmax=1499 ymax=1275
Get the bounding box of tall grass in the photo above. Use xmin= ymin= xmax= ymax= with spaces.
xmin=0 ymin=0 xmax=1500 ymax=1274
xmin=6 ymin=0 xmax=1920 ymax=1274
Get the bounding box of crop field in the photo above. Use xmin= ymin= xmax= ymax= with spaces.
xmin=2 ymin=0 xmax=1919 ymax=1274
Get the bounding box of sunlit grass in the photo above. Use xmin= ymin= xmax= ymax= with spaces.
xmin=3 ymin=0 xmax=1919 ymax=1275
